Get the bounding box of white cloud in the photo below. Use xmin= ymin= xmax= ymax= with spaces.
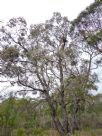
xmin=0 ymin=0 xmax=94 ymax=23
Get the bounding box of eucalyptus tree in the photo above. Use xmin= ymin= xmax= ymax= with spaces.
xmin=71 ymin=0 xmax=102 ymax=54
xmin=69 ymin=0 xmax=102 ymax=130
xmin=0 ymin=12 xmax=98 ymax=136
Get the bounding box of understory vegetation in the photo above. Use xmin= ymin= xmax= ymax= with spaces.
xmin=0 ymin=93 xmax=102 ymax=136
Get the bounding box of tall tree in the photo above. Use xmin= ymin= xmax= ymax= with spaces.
xmin=71 ymin=0 xmax=102 ymax=54
xmin=0 ymin=13 xmax=98 ymax=136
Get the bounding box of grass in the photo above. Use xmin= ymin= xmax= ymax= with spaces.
xmin=11 ymin=128 xmax=102 ymax=136
xmin=46 ymin=129 xmax=102 ymax=136
xmin=45 ymin=129 xmax=60 ymax=136
xmin=72 ymin=129 xmax=102 ymax=136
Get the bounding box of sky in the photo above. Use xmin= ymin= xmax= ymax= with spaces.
xmin=0 ymin=0 xmax=94 ymax=24
xmin=0 ymin=0 xmax=102 ymax=95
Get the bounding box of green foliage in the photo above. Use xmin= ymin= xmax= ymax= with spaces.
xmin=0 ymin=46 xmax=19 ymax=62
xmin=32 ymin=128 xmax=47 ymax=136
xmin=72 ymin=0 xmax=102 ymax=28
xmin=86 ymin=29 xmax=102 ymax=46
xmin=0 ymin=94 xmax=101 ymax=136
xmin=12 ymin=128 xmax=26 ymax=136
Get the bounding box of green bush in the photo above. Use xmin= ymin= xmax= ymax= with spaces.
xmin=32 ymin=128 xmax=48 ymax=136
xmin=11 ymin=128 xmax=26 ymax=136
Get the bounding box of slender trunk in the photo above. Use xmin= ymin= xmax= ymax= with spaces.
xmin=45 ymin=91 xmax=71 ymax=136
xmin=60 ymin=95 xmax=70 ymax=133
xmin=72 ymin=96 xmax=80 ymax=132
xmin=59 ymin=54 xmax=70 ymax=135
xmin=45 ymin=92 xmax=65 ymax=135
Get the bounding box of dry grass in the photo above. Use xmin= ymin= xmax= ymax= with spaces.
xmin=46 ymin=129 xmax=102 ymax=136
xmin=45 ymin=129 xmax=60 ymax=136
xmin=72 ymin=129 xmax=102 ymax=136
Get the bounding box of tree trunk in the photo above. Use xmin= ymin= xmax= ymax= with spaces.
xmin=45 ymin=92 xmax=71 ymax=136
xmin=58 ymin=54 xmax=71 ymax=135
xmin=45 ymin=92 xmax=64 ymax=134
xmin=61 ymin=98 xmax=70 ymax=133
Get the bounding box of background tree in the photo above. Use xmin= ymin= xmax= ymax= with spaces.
xmin=71 ymin=0 xmax=102 ymax=54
